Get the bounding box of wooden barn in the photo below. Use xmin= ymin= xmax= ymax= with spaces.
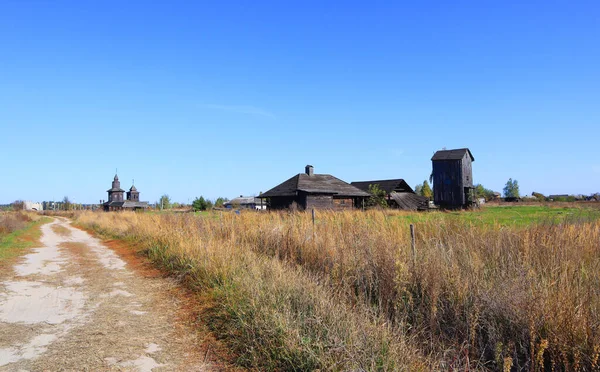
xmin=431 ymin=148 xmax=475 ymax=209
xmin=258 ymin=165 xmax=370 ymax=210
xmin=351 ymin=179 xmax=428 ymax=210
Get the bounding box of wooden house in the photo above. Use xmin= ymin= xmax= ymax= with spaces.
xmin=351 ymin=179 xmax=428 ymax=210
xmin=223 ymin=196 xmax=266 ymax=210
xmin=258 ymin=165 xmax=370 ymax=210
xmin=431 ymin=148 xmax=475 ymax=209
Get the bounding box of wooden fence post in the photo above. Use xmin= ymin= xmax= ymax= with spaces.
xmin=312 ymin=208 xmax=315 ymax=227
xmin=410 ymin=224 xmax=417 ymax=266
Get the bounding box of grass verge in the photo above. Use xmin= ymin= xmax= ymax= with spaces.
xmin=0 ymin=214 xmax=51 ymax=262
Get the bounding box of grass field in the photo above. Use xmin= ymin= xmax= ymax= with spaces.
xmin=0 ymin=212 xmax=51 ymax=262
xmin=396 ymin=204 xmax=600 ymax=226
xmin=75 ymin=204 xmax=600 ymax=371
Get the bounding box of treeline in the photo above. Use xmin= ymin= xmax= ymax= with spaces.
xmin=156 ymin=194 xmax=229 ymax=211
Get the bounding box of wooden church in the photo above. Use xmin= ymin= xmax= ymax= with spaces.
xmin=102 ymin=174 xmax=149 ymax=211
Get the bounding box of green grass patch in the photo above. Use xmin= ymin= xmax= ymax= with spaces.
xmin=395 ymin=205 xmax=600 ymax=226
xmin=0 ymin=217 xmax=51 ymax=261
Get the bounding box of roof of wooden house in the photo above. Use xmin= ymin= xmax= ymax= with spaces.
xmin=351 ymin=179 xmax=415 ymax=194
xmin=224 ymin=196 xmax=262 ymax=205
xmin=259 ymin=168 xmax=370 ymax=198
xmin=431 ymin=148 xmax=474 ymax=161
xmin=390 ymin=192 xmax=429 ymax=211
xmin=103 ymin=200 xmax=149 ymax=208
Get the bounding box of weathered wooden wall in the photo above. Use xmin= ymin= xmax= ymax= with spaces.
xmin=267 ymin=196 xmax=299 ymax=210
xmin=266 ymin=195 xmax=364 ymax=210
xmin=305 ymin=195 xmax=334 ymax=209
xmin=332 ymin=197 xmax=353 ymax=209
xmin=433 ymin=160 xmax=465 ymax=207
xmin=462 ymin=155 xmax=473 ymax=187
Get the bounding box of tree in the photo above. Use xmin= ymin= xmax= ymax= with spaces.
xmin=366 ymin=184 xmax=388 ymax=208
xmin=414 ymin=184 xmax=423 ymax=196
xmin=474 ymin=184 xmax=496 ymax=201
xmin=503 ymin=178 xmax=520 ymax=198
xmin=415 ymin=181 xmax=433 ymax=199
xmin=192 ymin=196 xmax=210 ymax=211
xmin=159 ymin=194 xmax=171 ymax=210
xmin=214 ymin=197 xmax=228 ymax=208
xmin=63 ymin=196 xmax=72 ymax=211
xmin=421 ymin=180 xmax=433 ymax=199
xmin=11 ymin=200 xmax=24 ymax=211
xmin=532 ymin=191 xmax=546 ymax=202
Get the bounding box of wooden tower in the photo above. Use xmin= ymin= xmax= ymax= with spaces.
xmin=431 ymin=148 xmax=475 ymax=209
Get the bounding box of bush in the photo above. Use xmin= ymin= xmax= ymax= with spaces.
xmin=366 ymin=184 xmax=388 ymax=208
xmin=192 ymin=196 xmax=211 ymax=211
xmin=0 ymin=212 xmax=33 ymax=236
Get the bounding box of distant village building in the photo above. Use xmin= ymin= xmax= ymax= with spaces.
xmin=23 ymin=201 xmax=43 ymax=211
xmin=588 ymin=194 xmax=600 ymax=202
xmin=103 ymin=175 xmax=149 ymax=211
xmin=258 ymin=165 xmax=370 ymax=210
xmin=224 ymin=196 xmax=266 ymax=210
xmin=351 ymin=179 xmax=428 ymax=211
xmin=431 ymin=148 xmax=475 ymax=209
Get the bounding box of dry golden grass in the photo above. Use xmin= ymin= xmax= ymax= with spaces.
xmin=51 ymin=224 xmax=71 ymax=237
xmin=75 ymin=209 xmax=600 ymax=371
xmin=0 ymin=211 xmax=37 ymax=236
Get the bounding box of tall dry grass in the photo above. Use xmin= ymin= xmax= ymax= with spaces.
xmin=75 ymin=210 xmax=600 ymax=371
xmin=0 ymin=211 xmax=37 ymax=236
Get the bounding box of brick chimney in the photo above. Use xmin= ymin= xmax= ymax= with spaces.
xmin=305 ymin=165 xmax=314 ymax=176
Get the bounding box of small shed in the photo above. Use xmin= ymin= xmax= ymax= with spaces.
xmin=258 ymin=165 xmax=370 ymax=210
xmin=431 ymin=148 xmax=475 ymax=209
xmin=351 ymin=179 xmax=428 ymax=210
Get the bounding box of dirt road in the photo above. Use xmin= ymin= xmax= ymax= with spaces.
xmin=0 ymin=218 xmax=212 ymax=371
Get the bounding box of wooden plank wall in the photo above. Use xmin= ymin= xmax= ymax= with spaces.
xmin=305 ymin=195 xmax=334 ymax=209
xmin=462 ymin=154 xmax=473 ymax=187
xmin=433 ymin=160 xmax=465 ymax=207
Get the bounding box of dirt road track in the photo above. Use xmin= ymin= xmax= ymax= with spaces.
xmin=0 ymin=218 xmax=214 ymax=371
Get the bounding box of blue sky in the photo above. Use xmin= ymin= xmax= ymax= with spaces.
xmin=1 ymin=1 xmax=599 ymax=204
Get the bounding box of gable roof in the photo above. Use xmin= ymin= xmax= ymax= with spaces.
xmin=431 ymin=148 xmax=474 ymax=161
xmin=224 ymin=196 xmax=262 ymax=205
xmin=390 ymin=192 xmax=429 ymax=211
xmin=351 ymin=179 xmax=415 ymax=194
xmin=260 ymin=173 xmax=370 ymax=198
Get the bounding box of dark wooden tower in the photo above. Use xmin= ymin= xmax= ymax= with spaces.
xmin=127 ymin=183 xmax=140 ymax=202
xmin=431 ymin=148 xmax=474 ymax=209
xmin=107 ymin=174 xmax=125 ymax=202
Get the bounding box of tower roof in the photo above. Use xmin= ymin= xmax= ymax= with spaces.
xmin=431 ymin=148 xmax=474 ymax=161
xmin=129 ymin=185 xmax=138 ymax=192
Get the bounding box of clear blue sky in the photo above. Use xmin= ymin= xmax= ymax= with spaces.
xmin=1 ymin=1 xmax=599 ymax=204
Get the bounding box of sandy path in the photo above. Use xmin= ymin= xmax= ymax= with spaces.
xmin=0 ymin=218 xmax=211 ymax=371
